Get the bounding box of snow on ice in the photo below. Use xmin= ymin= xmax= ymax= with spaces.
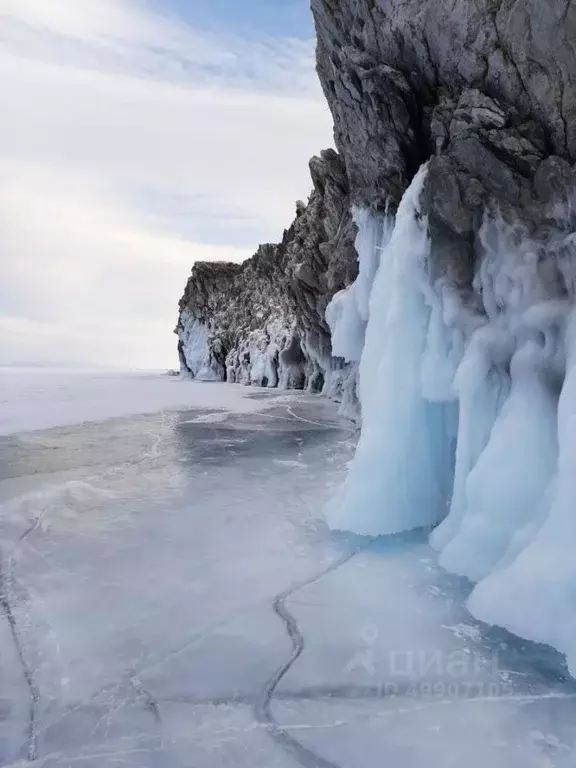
xmin=325 ymin=162 xmax=576 ymax=676
xmin=0 ymin=368 xmax=269 ymax=436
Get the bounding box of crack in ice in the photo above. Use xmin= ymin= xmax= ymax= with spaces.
xmin=253 ymin=541 xmax=373 ymax=768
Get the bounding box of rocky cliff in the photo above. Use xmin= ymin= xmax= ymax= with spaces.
xmin=179 ymin=1 xmax=576 ymax=412
xmin=310 ymin=0 xmax=576 ymax=676
xmin=177 ymin=148 xmax=361 ymax=416
xmin=179 ymin=0 xmax=576 ymax=674
xmin=313 ymin=0 xmax=576 ymax=287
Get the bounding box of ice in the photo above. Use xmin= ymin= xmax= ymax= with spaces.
xmin=227 ymin=319 xmax=295 ymax=389
xmin=325 ymin=288 xmax=366 ymax=363
xmin=0 ymin=368 xmax=271 ymax=436
xmin=430 ymin=326 xmax=512 ymax=552
xmin=468 ymin=309 xmax=576 ymax=676
xmin=323 ymin=208 xmax=391 ymax=423
xmin=0 ymin=394 xmax=354 ymax=765
xmin=319 ymin=358 xmax=361 ymax=422
xmin=353 ymin=207 xmax=390 ymax=324
xmin=269 ymin=536 xmax=576 ymax=768
xmin=326 ymin=167 xmax=457 ymax=535
xmin=2 ymin=375 xmax=576 ymax=765
xmin=325 ymin=163 xmax=576 ymax=675
xmin=439 ymin=340 xmax=559 ymax=580
xmin=178 ymin=310 xmax=223 ymax=380
xmin=432 ymin=227 xmax=574 ymax=665
xmin=325 ymin=208 xmax=390 ymax=364
xmin=420 ymin=280 xmax=467 ymax=403
xmin=1 ymin=481 xmax=114 ymax=539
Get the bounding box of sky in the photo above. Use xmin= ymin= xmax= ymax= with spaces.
xmin=0 ymin=0 xmax=333 ymax=369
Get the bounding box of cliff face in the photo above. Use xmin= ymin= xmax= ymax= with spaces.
xmin=177 ymin=0 xmax=576 ymax=671
xmin=177 ymin=149 xmax=360 ymax=414
xmin=179 ymin=1 xmax=576 ymax=410
xmin=312 ymin=0 xmax=576 ymax=291
xmin=310 ymin=0 xmax=576 ymax=676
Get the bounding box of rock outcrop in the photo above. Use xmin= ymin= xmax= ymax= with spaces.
xmin=312 ymin=0 xmax=576 ymax=290
xmin=308 ymin=0 xmax=576 ymax=676
xmin=177 ymin=149 xmax=361 ymax=415
xmin=177 ymin=0 xmax=576 ymax=668
xmin=179 ymin=0 xmax=576 ymax=418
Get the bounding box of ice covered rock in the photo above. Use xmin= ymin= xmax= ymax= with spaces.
xmin=439 ymin=339 xmax=560 ymax=581
xmin=309 ymin=0 xmax=576 ymax=674
xmin=175 ymin=0 xmax=576 ymax=673
xmin=178 ymin=310 xmax=224 ymax=381
xmin=326 ymin=161 xmax=576 ymax=669
xmin=176 ymin=150 xmax=361 ymax=415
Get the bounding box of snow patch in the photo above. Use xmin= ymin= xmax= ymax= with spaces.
xmin=180 ymin=411 xmax=230 ymax=424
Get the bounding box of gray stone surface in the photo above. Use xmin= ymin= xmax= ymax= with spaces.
xmin=177 ymin=150 xmax=358 ymax=397
xmin=312 ymin=0 xmax=576 ymax=197
xmin=178 ymin=0 xmax=576 ymax=397
xmin=312 ymin=0 xmax=576 ymax=294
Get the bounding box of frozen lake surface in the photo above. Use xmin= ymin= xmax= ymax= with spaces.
xmin=0 ymin=381 xmax=575 ymax=767
xmin=0 ymin=369 xmax=269 ymax=436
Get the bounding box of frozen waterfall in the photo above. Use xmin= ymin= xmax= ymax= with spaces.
xmin=326 ymin=207 xmax=390 ymax=363
xmin=325 ymin=167 xmax=457 ymax=535
xmin=325 ymin=162 xmax=576 ymax=675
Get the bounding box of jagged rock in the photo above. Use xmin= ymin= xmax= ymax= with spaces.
xmin=313 ymin=0 xmax=576 ymax=183
xmin=177 ymin=0 xmax=576 ymax=424
xmin=311 ymin=0 xmax=576 ymax=295
xmin=306 ymin=0 xmax=576 ymax=674
xmin=176 ymin=149 xmax=360 ymax=415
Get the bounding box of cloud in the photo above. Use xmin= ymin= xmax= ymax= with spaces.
xmin=0 ymin=0 xmax=332 ymax=368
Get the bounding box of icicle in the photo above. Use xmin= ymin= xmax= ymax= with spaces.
xmin=324 ymin=153 xmax=576 ymax=674
xmin=439 ymin=338 xmax=559 ymax=580
xmin=468 ymin=308 xmax=576 ymax=675
xmin=326 ymin=166 xmax=456 ymax=535
xmin=430 ymin=325 xmax=512 ymax=552
xmin=325 ymin=207 xmax=391 ymax=364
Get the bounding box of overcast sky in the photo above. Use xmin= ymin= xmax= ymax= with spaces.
xmin=0 ymin=0 xmax=333 ymax=369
